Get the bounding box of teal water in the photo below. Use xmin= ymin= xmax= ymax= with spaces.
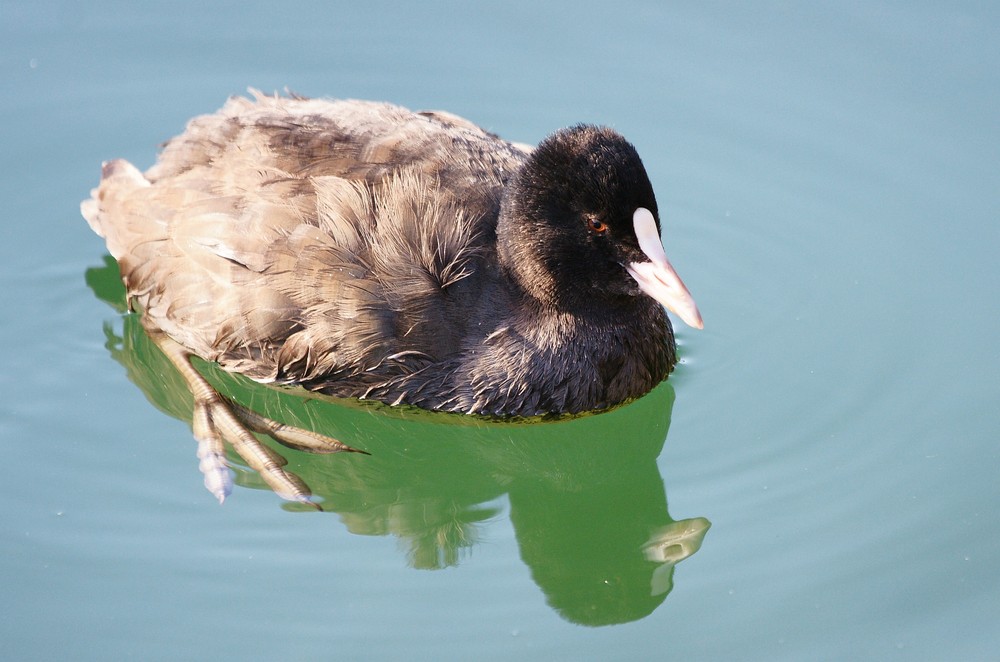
xmin=3 ymin=2 xmax=998 ymax=659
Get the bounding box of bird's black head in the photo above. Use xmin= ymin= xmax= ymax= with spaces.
xmin=498 ymin=125 xmax=662 ymax=313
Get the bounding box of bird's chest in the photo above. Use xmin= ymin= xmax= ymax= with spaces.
xmin=459 ymin=317 xmax=657 ymax=416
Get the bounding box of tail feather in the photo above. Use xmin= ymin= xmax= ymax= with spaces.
xmin=80 ymin=158 xmax=151 ymax=258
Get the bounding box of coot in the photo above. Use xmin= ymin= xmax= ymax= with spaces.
xmin=82 ymin=91 xmax=702 ymax=505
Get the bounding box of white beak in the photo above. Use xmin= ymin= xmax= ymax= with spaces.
xmin=625 ymin=207 xmax=704 ymax=329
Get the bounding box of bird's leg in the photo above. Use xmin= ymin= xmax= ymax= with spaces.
xmin=147 ymin=328 xmax=364 ymax=508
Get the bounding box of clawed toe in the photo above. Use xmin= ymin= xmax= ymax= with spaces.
xmin=199 ymin=393 xmax=319 ymax=507
xmin=228 ymin=401 xmax=369 ymax=455
xmin=192 ymin=401 xmax=233 ymax=504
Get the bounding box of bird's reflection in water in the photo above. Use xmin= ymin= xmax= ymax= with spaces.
xmin=87 ymin=257 xmax=710 ymax=626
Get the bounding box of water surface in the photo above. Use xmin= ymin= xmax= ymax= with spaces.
xmin=2 ymin=2 xmax=998 ymax=660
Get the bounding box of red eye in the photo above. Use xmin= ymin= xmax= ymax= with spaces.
xmin=589 ymin=217 xmax=608 ymax=234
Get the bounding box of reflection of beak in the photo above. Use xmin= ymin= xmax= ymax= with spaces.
xmin=643 ymin=517 xmax=712 ymax=596
xmin=626 ymin=208 xmax=704 ymax=329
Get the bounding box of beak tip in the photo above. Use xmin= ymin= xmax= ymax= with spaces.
xmin=681 ymin=310 xmax=704 ymax=330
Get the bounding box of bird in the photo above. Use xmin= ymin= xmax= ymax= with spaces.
xmin=81 ymin=90 xmax=702 ymax=506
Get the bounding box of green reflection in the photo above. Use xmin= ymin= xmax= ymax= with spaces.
xmin=86 ymin=256 xmax=710 ymax=626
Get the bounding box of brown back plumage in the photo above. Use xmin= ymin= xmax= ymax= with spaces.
xmin=82 ymin=91 xmax=528 ymax=388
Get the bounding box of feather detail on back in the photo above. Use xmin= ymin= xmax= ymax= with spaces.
xmin=83 ymin=91 xmax=526 ymax=388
